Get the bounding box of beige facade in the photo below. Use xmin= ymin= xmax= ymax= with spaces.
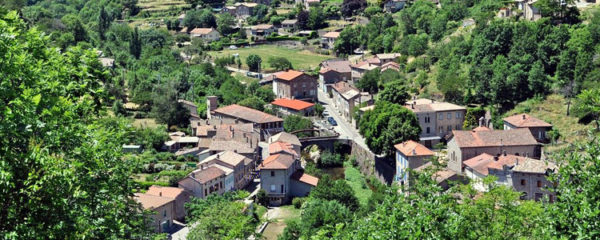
xmin=405 ymin=99 xmax=466 ymax=147
xmin=272 ymin=70 xmax=317 ymax=102
xmin=134 ymin=193 xmax=175 ymax=233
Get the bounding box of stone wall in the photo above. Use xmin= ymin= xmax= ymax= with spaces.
xmin=349 ymin=140 xmax=395 ymax=185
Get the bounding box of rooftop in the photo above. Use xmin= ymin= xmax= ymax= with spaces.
xmin=463 ymin=153 xmax=523 ymax=176
xmin=189 ymin=28 xmax=217 ymax=35
xmin=290 ymin=170 xmax=319 ymax=186
xmin=332 ymin=81 xmax=360 ymax=100
xmin=394 ymin=140 xmax=434 ymax=157
xmin=260 ymin=154 xmax=296 ymax=170
xmin=404 ymin=98 xmax=466 ymax=112
xmin=320 ymin=59 xmax=351 ymax=73
xmin=271 ymin=98 xmax=315 ymax=111
xmin=451 ymin=128 xmax=538 ymax=148
xmin=275 ymin=70 xmax=305 ymax=81
xmin=251 ymin=24 xmax=274 ymax=30
xmin=213 ymin=104 xmax=283 ymax=124
xmin=269 ymin=141 xmax=298 ymax=157
xmin=134 ymin=193 xmax=174 ymax=210
xmin=209 ymin=140 xmax=256 ymax=154
xmin=503 ymin=114 xmax=552 ymax=128
xmin=376 ymin=53 xmax=401 ymax=60
xmin=269 ymin=132 xmax=301 ymax=146
xmin=190 ymin=166 xmax=225 ymax=184
xmin=323 ymin=31 xmax=340 ymax=38
xmin=146 ymin=185 xmax=188 ymax=199
xmin=234 ymin=2 xmax=258 ymax=7
xmin=512 ymin=158 xmax=558 ymax=174
xmin=282 ymin=19 xmax=298 ymax=24
xmin=203 ymin=150 xmax=249 ymax=167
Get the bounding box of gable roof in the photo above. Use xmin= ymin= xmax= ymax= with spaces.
xmin=146 ymin=185 xmax=188 ymax=199
xmin=290 ymin=171 xmax=319 ymax=186
xmin=209 ymin=140 xmax=256 ymax=154
xmin=332 ymin=81 xmax=360 ymax=100
xmin=282 ymin=19 xmax=298 ymax=24
xmin=503 ymin=114 xmax=552 ymax=128
xmin=394 ymin=140 xmax=434 ymax=157
xmin=321 ymin=59 xmax=351 ymax=73
xmin=376 ymin=53 xmax=401 ymax=60
xmin=512 ymin=158 xmax=558 ymax=174
xmin=260 ymin=154 xmax=295 ymax=170
xmin=463 ymin=153 xmax=523 ymax=176
xmin=271 ymin=98 xmax=315 ymax=111
xmin=251 ymin=24 xmax=274 ymax=30
xmin=203 ymin=150 xmax=249 ymax=167
xmin=404 ymin=98 xmax=466 ymax=113
xmin=269 ymin=132 xmax=301 ymax=146
xmin=269 ymin=141 xmax=298 ymax=157
xmin=134 ymin=193 xmax=174 ymax=210
xmin=190 ymin=28 xmax=218 ymax=35
xmin=190 ymin=166 xmax=225 ymax=184
xmin=275 ymin=70 xmax=305 ymax=81
xmin=451 ymin=128 xmax=538 ymax=148
xmin=213 ymin=104 xmax=283 ymax=124
xmin=323 ymin=31 xmax=340 ymax=38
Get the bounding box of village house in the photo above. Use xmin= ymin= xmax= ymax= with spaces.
xmin=380 ymin=61 xmax=401 ymax=72
xmin=503 ymin=113 xmax=552 ymax=143
xmin=375 ymin=53 xmax=401 ymax=65
xmin=134 ymin=193 xmax=175 ymax=233
xmin=269 ymin=141 xmax=300 ymax=159
xmin=463 ymin=153 xmax=523 ymax=191
xmin=197 ymin=151 xmax=254 ymax=190
xmin=414 ymin=162 xmax=461 ymax=191
xmin=497 ymin=0 xmax=541 ymax=20
xmin=235 ymin=2 xmax=258 ymax=17
xmin=221 ymin=6 xmax=237 ymax=16
xmin=281 ymin=19 xmax=299 ymax=32
xmin=263 ymin=132 xmax=302 ymax=160
xmin=145 ymin=185 xmax=191 ymax=221
xmin=188 ymin=28 xmax=221 ymax=42
xmin=178 ymin=166 xmax=226 ymax=199
xmin=350 ymin=61 xmax=379 ymax=83
xmin=319 ymin=59 xmax=352 ymax=92
xmin=321 ymin=31 xmax=340 ymax=49
xmin=207 ymin=98 xmax=284 ymax=138
xmin=271 ymin=98 xmax=315 ymax=116
xmin=511 ymin=157 xmax=557 ymax=202
xmin=163 ymin=134 xmax=199 ymax=153
xmin=178 ymin=99 xmax=200 ymax=120
xmin=384 ymin=0 xmax=406 ymax=13
xmin=404 ymin=98 xmax=466 ymax=147
xmin=259 ymin=154 xmax=318 ymax=205
xmin=394 ymin=140 xmax=434 ymax=188
xmin=250 ymin=24 xmax=276 ymax=39
xmin=272 ymin=70 xmax=317 ymax=102
xmin=331 ymin=81 xmax=360 ymax=123
xmin=447 ymin=127 xmax=541 ymax=174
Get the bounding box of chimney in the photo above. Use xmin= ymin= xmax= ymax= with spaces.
xmin=206 ymin=96 xmax=218 ymax=119
xmin=412 ymin=149 xmax=416 ymax=156
xmin=494 ymin=156 xmax=499 ymax=161
xmin=159 ymin=192 xmax=162 ymax=197
xmin=411 ymin=103 xmax=414 ymax=109
xmin=503 ymin=150 xmax=507 ymax=156
xmin=522 ymin=114 xmax=526 ymax=120
xmin=431 ymin=99 xmax=434 ymax=103
xmin=234 ymin=149 xmax=238 ymax=153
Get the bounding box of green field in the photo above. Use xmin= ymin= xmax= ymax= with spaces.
xmin=137 ymin=0 xmax=189 ymax=12
xmin=344 ymin=161 xmax=372 ymax=206
xmin=208 ymin=45 xmax=333 ymax=72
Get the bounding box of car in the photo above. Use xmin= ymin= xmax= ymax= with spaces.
xmin=327 ymin=117 xmax=337 ymax=126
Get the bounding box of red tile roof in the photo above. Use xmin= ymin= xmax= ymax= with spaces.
xmin=463 ymin=153 xmax=523 ymax=176
xmin=291 ymin=171 xmax=319 ymax=186
xmin=190 ymin=28 xmax=217 ymax=35
xmin=146 ymin=185 xmax=188 ymax=199
xmin=503 ymin=114 xmax=552 ymax=128
xmin=191 ymin=166 xmax=225 ymax=184
xmin=260 ymin=154 xmax=295 ymax=170
xmin=275 ymin=70 xmax=305 ymax=81
xmin=451 ymin=128 xmax=538 ymax=148
xmin=271 ymin=98 xmax=315 ymax=111
xmin=269 ymin=141 xmax=298 ymax=157
xmin=134 ymin=193 xmax=174 ymax=210
xmin=213 ymin=104 xmax=283 ymax=124
xmin=394 ymin=140 xmax=434 ymax=156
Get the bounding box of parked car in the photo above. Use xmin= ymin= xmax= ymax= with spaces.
xmin=327 ymin=117 xmax=337 ymax=126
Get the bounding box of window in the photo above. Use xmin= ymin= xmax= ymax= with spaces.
xmin=164 ymin=210 xmax=167 ymax=217
xmin=438 ymin=113 xmax=443 ymax=120
xmin=447 ymin=126 xmax=452 ymax=131
xmin=439 ymin=126 xmax=443 ymax=134
xmin=270 ymin=185 xmax=276 ymax=192
xmin=424 ymin=116 xmax=430 ymax=123
xmin=521 ymin=179 xmax=526 ymax=185
xmin=537 ymin=181 xmax=542 ymax=188
xmin=456 ymin=124 xmax=461 ymax=130
xmin=447 ymin=113 xmax=451 ymax=119
xmin=281 ymin=184 xmax=284 ymax=193
xmin=456 ymin=112 xmax=461 ymax=118
xmin=426 ymin=127 xmax=430 ymax=134
xmin=220 ymin=182 xmax=223 ymax=188
xmin=520 ymin=192 xmax=527 ymax=200
xmin=271 ymin=171 xmax=275 ymax=177
xmin=204 ymin=189 xmax=208 ymax=196
xmin=535 ymin=193 xmax=543 ymax=201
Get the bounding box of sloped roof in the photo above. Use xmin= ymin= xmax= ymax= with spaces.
xmin=404 ymin=98 xmax=466 ymax=113
xmin=394 ymin=140 xmax=434 ymax=157
xmin=451 ymin=128 xmax=538 ymax=148
xmin=271 ymin=98 xmax=314 ymax=111
xmin=275 ymin=70 xmax=305 ymax=81
xmin=190 ymin=166 xmax=225 ymax=184
xmin=251 ymin=24 xmax=274 ymax=30
xmin=321 ymin=59 xmax=351 ymax=73
xmin=503 ymin=114 xmax=552 ymax=128
xmin=332 ymin=81 xmax=360 ymax=100
xmin=209 ymin=140 xmax=256 ymax=154
xmin=463 ymin=153 xmax=522 ymax=176
xmin=512 ymin=158 xmax=558 ymax=174
xmin=290 ymin=171 xmax=319 ymax=186
xmin=203 ymin=150 xmax=249 ymax=167
xmin=235 ymin=2 xmax=258 ymax=7
xmin=282 ymin=19 xmax=298 ymax=24
xmin=146 ymin=185 xmax=188 ymax=199
xmin=376 ymin=53 xmax=401 ymax=60
xmin=269 ymin=141 xmax=298 ymax=157
xmin=213 ymin=104 xmax=283 ymax=124
xmin=269 ymin=132 xmax=301 ymax=146
xmin=134 ymin=193 xmax=174 ymax=210
xmin=190 ymin=28 xmax=218 ymax=35
xmin=323 ymin=31 xmax=340 ymax=38
xmin=260 ymin=154 xmax=295 ymax=170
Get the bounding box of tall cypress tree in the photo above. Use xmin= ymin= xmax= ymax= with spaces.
xmin=98 ymin=6 xmax=110 ymax=40
xmin=129 ymin=27 xmax=141 ymax=59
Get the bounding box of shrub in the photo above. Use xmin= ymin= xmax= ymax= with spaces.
xmin=256 ymin=189 xmax=269 ymax=206
xmin=292 ymin=197 xmax=306 ymax=209
xmin=319 ymin=151 xmax=343 ymax=168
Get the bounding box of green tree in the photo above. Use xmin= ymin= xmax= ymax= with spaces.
xmin=256 ymin=189 xmax=269 ymax=206
xmin=217 ymin=13 xmax=235 ymax=35
xmin=359 ymin=101 xmax=420 ymax=155
xmin=268 ymin=56 xmax=293 ymax=71
xmin=314 ymin=103 xmax=325 ymax=117
xmin=238 ymin=96 xmax=266 ymax=111
xmin=186 ymin=195 xmax=257 ymax=240
xmin=307 ymin=6 xmax=327 ymax=30
xmin=130 ymin=27 xmax=142 ymax=59
xmin=310 ymin=175 xmax=360 ymax=211
xmin=356 ymin=69 xmax=380 ymax=94
xmin=98 ymin=6 xmax=111 ymax=40
xmin=378 ymin=82 xmax=410 ymax=105
xmin=246 ymin=54 xmax=262 ymax=72
xmin=184 ymin=9 xmax=216 ymax=29
xmin=462 ymin=107 xmax=486 ymax=129
xmin=334 ymin=26 xmax=361 ymax=55
xmin=283 ymin=115 xmax=313 ymax=135
xmin=573 ymin=88 xmax=600 ymax=130
xmin=61 ymin=14 xmax=87 ymax=43
xmin=0 ymin=11 xmax=149 ymax=238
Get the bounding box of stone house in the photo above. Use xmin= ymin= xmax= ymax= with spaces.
xmin=281 ymin=19 xmax=298 ymax=32
xmin=331 ymin=81 xmax=360 ymax=123
xmin=259 ymin=154 xmax=318 ymax=205
xmin=145 ymin=185 xmax=191 ymax=221
xmin=134 ymin=193 xmax=175 ymax=233
xmin=272 ymin=70 xmax=317 ymax=102
xmin=463 ymin=153 xmax=522 ymax=191
xmin=503 ymin=113 xmax=552 ymax=143
xmin=511 ymin=158 xmax=557 ymax=202
xmin=208 ymin=101 xmax=284 ymax=139
xmin=234 ymin=2 xmax=257 ymax=17
xmin=271 ymin=98 xmax=315 ymax=116
xmin=404 ymin=98 xmax=467 ymax=147
xmin=375 ymin=53 xmax=401 ymax=65
xmin=178 ymin=166 xmax=226 ymax=199
xmin=350 ymin=61 xmax=379 ymax=83
xmin=319 ymin=59 xmax=352 ymax=92
xmin=265 ymin=132 xmax=302 ymax=161
xmin=321 ymin=31 xmax=340 ymax=49
xmin=447 ymin=128 xmax=541 ymax=174
xmin=188 ymin=28 xmax=221 ymax=42
xmin=250 ymin=24 xmax=276 ymax=39
xmin=394 ymin=140 xmax=434 ymax=188
xmin=197 ymin=151 xmax=253 ymax=190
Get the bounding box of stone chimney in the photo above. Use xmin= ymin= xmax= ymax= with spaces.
xmin=412 ymin=149 xmax=416 ymax=156
xmin=206 ymin=96 xmax=218 ymax=119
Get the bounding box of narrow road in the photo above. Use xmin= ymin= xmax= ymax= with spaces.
xmin=317 ymin=89 xmax=369 ymax=151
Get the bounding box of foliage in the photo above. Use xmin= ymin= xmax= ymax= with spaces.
xmin=238 ymin=96 xmax=266 ymax=111
xmin=186 ymin=195 xmax=257 ymax=240
xmin=310 ymin=175 xmax=360 ymax=211
xmin=246 ymin=54 xmax=262 ymax=72
xmin=268 ymin=56 xmax=293 ymax=71
xmin=356 ymin=69 xmax=380 ymax=94
xmin=307 ymin=6 xmax=327 ymax=30
xmin=284 ymin=115 xmax=313 ymax=135
xmin=280 ymin=199 xmax=352 ymax=239
xmin=359 ymin=101 xmax=421 ymax=156
xmin=378 ymin=82 xmax=410 ymax=105
xmin=217 ymin=13 xmax=236 ymax=35
xmin=184 ymin=9 xmax=216 ymax=29
xmin=0 ymin=11 xmax=150 ymax=238
xmin=314 ymin=103 xmax=325 ymax=117
xmin=341 ymin=0 xmax=366 ymax=17
xmin=319 ymin=151 xmax=343 ymax=168
xmin=292 ymin=197 xmax=306 ymax=209
xmin=256 ymin=189 xmax=269 ymax=206
xmin=573 ymin=88 xmax=600 ymax=130
xmin=463 ymin=106 xmax=486 ymax=129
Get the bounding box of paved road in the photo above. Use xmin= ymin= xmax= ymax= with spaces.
xmin=317 ymin=89 xmax=369 ymax=150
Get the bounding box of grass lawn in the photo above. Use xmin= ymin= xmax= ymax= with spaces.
xmin=344 ymin=161 xmax=372 ymax=206
xmin=207 ymin=45 xmax=333 ymax=72
xmin=261 ymin=205 xmax=302 ymax=240
xmin=137 ymin=0 xmax=188 ymax=12
xmin=132 ymin=118 xmax=165 ymax=129
xmin=505 ymin=94 xmax=592 ymax=154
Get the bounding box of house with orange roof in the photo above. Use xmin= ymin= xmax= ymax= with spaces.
xmin=463 ymin=153 xmax=522 ymax=190
xmin=259 ymin=154 xmax=318 ymax=205
xmin=178 ymin=166 xmax=226 ymax=199
xmin=503 ymin=113 xmax=552 ymax=143
xmin=331 ymin=81 xmax=360 ymax=122
xmin=394 ymin=140 xmax=435 ymax=187
xmin=321 ymin=31 xmax=340 ymax=49
xmin=145 ymin=185 xmax=191 ymax=221
xmin=209 ymin=102 xmax=284 ymax=138
xmin=188 ymin=27 xmax=221 ymax=42
xmin=272 ymin=70 xmax=317 ymax=102
xmin=134 ymin=192 xmax=175 ymax=233
xmin=271 ymin=98 xmax=315 ymax=116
